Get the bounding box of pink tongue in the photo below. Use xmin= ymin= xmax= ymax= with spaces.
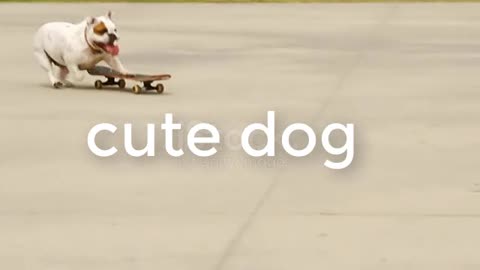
xmin=105 ymin=44 xmax=119 ymax=56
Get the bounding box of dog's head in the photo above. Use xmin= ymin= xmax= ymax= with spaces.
xmin=85 ymin=11 xmax=120 ymax=55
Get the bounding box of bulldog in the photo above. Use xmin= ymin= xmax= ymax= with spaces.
xmin=33 ymin=11 xmax=128 ymax=88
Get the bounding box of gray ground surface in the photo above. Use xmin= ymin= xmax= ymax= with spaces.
xmin=1 ymin=3 xmax=480 ymax=270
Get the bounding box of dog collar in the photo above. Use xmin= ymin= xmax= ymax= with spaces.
xmin=84 ymin=27 xmax=103 ymax=54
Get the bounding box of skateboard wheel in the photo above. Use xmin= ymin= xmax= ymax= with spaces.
xmin=132 ymin=85 xmax=142 ymax=95
xmin=155 ymin=83 xmax=164 ymax=94
xmin=118 ymin=79 xmax=126 ymax=89
xmin=94 ymin=80 xmax=103 ymax=89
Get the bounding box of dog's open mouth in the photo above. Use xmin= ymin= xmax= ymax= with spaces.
xmin=95 ymin=41 xmax=119 ymax=56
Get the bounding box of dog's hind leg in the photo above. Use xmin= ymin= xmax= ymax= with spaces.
xmin=55 ymin=66 xmax=74 ymax=87
xmin=34 ymin=50 xmax=63 ymax=88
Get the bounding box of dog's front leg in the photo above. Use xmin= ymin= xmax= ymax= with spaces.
xmin=67 ymin=64 xmax=85 ymax=82
xmin=104 ymin=56 xmax=128 ymax=74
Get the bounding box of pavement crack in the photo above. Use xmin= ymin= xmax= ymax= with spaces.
xmin=212 ymin=5 xmax=400 ymax=270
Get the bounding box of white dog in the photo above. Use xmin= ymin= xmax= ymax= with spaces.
xmin=33 ymin=11 xmax=127 ymax=88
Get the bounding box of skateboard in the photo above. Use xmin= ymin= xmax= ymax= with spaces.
xmin=87 ymin=66 xmax=171 ymax=94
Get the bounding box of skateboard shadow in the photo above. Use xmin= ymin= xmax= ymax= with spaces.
xmin=76 ymin=84 xmax=136 ymax=94
xmin=37 ymin=83 xmax=170 ymax=96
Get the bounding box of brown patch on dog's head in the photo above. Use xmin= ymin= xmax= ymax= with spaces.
xmin=93 ymin=22 xmax=108 ymax=35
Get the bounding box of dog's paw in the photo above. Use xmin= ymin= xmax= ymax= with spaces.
xmin=53 ymin=82 xmax=64 ymax=89
xmin=62 ymin=80 xmax=74 ymax=88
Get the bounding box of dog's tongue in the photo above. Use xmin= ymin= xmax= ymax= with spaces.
xmin=105 ymin=44 xmax=119 ymax=56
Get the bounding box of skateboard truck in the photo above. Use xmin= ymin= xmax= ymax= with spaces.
xmin=132 ymin=81 xmax=164 ymax=95
xmin=94 ymin=77 xmax=126 ymax=90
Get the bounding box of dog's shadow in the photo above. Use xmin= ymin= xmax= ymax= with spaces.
xmin=38 ymin=83 xmax=172 ymax=96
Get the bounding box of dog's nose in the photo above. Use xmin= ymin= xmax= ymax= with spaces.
xmin=108 ymin=33 xmax=118 ymax=43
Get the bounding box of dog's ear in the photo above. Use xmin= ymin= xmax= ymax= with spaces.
xmin=107 ymin=11 xmax=113 ymax=19
xmin=86 ymin=17 xmax=97 ymax=25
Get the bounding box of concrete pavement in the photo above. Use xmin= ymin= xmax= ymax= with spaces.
xmin=1 ymin=3 xmax=480 ymax=270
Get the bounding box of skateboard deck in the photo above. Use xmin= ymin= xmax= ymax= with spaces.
xmin=87 ymin=66 xmax=171 ymax=94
